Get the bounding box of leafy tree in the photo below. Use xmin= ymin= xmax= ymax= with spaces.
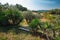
xmin=16 ymin=4 xmax=27 ymax=11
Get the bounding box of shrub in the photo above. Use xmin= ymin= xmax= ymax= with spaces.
xmin=0 ymin=8 xmax=23 ymax=26
xmin=29 ymin=19 xmax=39 ymax=33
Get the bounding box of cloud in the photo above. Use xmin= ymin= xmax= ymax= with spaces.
xmin=0 ymin=0 xmax=59 ymax=10
xmin=0 ymin=0 xmax=34 ymax=10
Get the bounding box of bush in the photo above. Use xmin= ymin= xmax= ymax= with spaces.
xmin=0 ymin=8 xmax=23 ymax=26
xmin=29 ymin=19 xmax=39 ymax=32
xmin=55 ymin=36 xmax=60 ymax=40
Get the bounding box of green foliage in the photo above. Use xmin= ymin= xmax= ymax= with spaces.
xmin=16 ymin=4 xmax=27 ymax=11
xmin=0 ymin=7 xmax=23 ymax=26
xmin=6 ymin=8 xmax=23 ymax=25
xmin=23 ymin=11 xmax=39 ymax=23
xmin=29 ymin=19 xmax=39 ymax=30
xmin=0 ymin=37 xmax=7 ymax=40
xmin=55 ymin=36 xmax=60 ymax=40
xmin=41 ymin=22 xmax=50 ymax=29
xmin=0 ymin=3 xmax=60 ymax=40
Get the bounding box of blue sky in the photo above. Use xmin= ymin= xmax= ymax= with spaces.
xmin=0 ymin=0 xmax=60 ymax=10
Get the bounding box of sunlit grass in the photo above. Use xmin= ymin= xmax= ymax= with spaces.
xmin=0 ymin=30 xmax=41 ymax=40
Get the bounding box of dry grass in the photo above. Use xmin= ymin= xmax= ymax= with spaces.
xmin=0 ymin=30 xmax=41 ymax=40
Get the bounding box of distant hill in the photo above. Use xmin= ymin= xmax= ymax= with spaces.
xmin=32 ymin=10 xmax=49 ymax=13
xmin=37 ymin=10 xmax=48 ymax=13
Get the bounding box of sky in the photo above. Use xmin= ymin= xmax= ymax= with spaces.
xmin=0 ymin=0 xmax=60 ymax=10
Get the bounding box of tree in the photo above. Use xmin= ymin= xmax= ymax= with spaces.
xmin=16 ymin=4 xmax=27 ymax=11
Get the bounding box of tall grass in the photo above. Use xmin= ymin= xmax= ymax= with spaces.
xmin=0 ymin=28 xmax=41 ymax=40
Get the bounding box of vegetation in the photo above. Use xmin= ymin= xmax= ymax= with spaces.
xmin=0 ymin=3 xmax=23 ymax=26
xmin=29 ymin=19 xmax=40 ymax=34
xmin=22 ymin=11 xmax=40 ymax=23
xmin=0 ymin=3 xmax=60 ymax=40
